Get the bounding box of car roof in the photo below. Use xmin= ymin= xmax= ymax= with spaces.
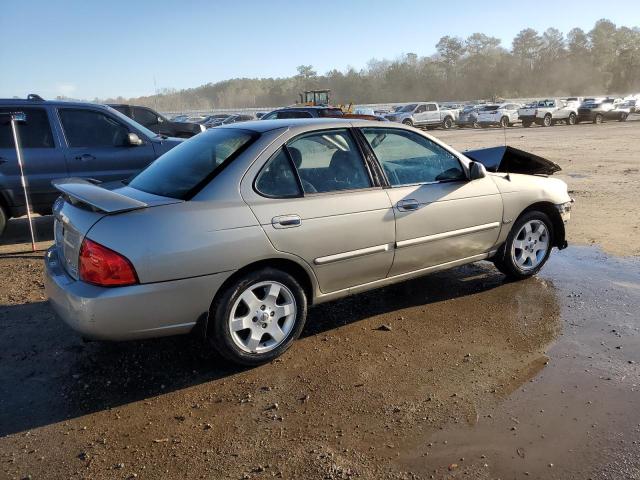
xmin=0 ymin=98 xmax=112 ymax=110
xmin=222 ymin=117 xmax=387 ymax=133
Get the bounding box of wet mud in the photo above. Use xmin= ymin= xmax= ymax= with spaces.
xmin=1 ymin=245 xmax=638 ymax=479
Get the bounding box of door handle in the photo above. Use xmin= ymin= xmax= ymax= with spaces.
xmin=75 ymin=153 xmax=96 ymax=161
xmin=272 ymin=214 xmax=301 ymax=229
xmin=396 ymin=199 xmax=420 ymax=211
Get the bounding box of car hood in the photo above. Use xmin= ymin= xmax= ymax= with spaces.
xmin=464 ymin=145 xmax=561 ymax=175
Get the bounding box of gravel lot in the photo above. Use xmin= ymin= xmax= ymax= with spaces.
xmin=1 ymin=121 xmax=639 ymax=479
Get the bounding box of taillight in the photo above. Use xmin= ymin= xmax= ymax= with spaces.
xmin=79 ymin=238 xmax=138 ymax=287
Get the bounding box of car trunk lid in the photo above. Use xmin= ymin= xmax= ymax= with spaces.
xmin=51 ymin=178 xmax=182 ymax=279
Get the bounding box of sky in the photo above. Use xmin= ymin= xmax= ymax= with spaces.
xmin=1 ymin=0 xmax=639 ymax=100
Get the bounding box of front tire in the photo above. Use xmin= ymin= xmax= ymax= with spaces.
xmin=567 ymin=113 xmax=577 ymax=125
xmin=442 ymin=117 xmax=453 ymax=129
xmin=499 ymin=116 xmax=509 ymax=128
xmin=619 ymin=112 xmax=628 ymax=122
xmin=493 ymin=211 xmax=554 ymax=280
xmin=594 ymin=113 xmax=603 ymax=124
xmin=208 ymin=268 xmax=308 ymax=366
xmin=522 ymin=120 xmax=532 ymax=128
xmin=542 ymin=114 xmax=552 ymax=127
xmin=402 ymin=119 xmax=413 ymax=127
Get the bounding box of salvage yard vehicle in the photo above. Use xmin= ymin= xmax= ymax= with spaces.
xmin=456 ymin=104 xmax=483 ymax=128
xmin=109 ymin=104 xmax=205 ymax=138
xmin=202 ymin=113 xmax=254 ymax=128
xmin=45 ymin=118 xmax=572 ymax=365
xmin=0 ymin=96 xmax=182 ymax=236
xmin=577 ymin=98 xmax=628 ymax=123
xmin=384 ymin=102 xmax=456 ymax=129
xmin=261 ymin=106 xmax=386 ymax=122
xmin=518 ymin=99 xmax=578 ymax=127
xmin=476 ymin=103 xmax=521 ymax=128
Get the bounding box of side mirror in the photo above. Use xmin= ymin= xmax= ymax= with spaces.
xmin=469 ymin=161 xmax=487 ymax=180
xmin=127 ymin=132 xmax=143 ymax=146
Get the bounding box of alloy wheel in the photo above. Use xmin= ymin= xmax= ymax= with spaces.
xmin=228 ymin=281 xmax=297 ymax=354
xmin=510 ymin=220 xmax=550 ymax=271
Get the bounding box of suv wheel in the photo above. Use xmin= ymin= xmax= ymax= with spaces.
xmin=499 ymin=116 xmax=509 ymax=128
xmin=542 ymin=114 xmax=552 ymax=127
xmin=442 ymin=117 xmax=453 ymax=129
xmin=522 ymin=120 xmax=532 ymax=128
xmin=619 ymin=112 xmax=628 ymax=122
xmin=594 ymin=113 xmax=603 ymax=124
xmin=209 ymin=268 xmax=308 ymax=366
xmin=567 ymin=113 xmax=577 ymax=125
xmin=0 ymin=205 xmax=7 ymax=237
xmin=402 ymin=119 xmax=413 ymax=127
xmin=493 ymin=211 xmax=554 ymax=280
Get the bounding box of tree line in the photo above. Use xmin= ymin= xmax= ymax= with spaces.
xmin=102 ymin=19 xmax=640 ymax=111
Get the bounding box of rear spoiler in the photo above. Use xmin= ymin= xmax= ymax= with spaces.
xmin=52 ymin=178 xmax=148 ymax=214
xmin=464 ymin=145 xmax=561 ymax=175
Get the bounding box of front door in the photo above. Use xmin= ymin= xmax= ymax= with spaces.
xmin=359 ymin=126 xmax=503 ymax=276
xmin=58 ymin=107 xmax=156 ymax=183
xmin=242 ymin=128 xmax=395 ymax=293
xmin=0 ymin=106 xmax=68 ymax=213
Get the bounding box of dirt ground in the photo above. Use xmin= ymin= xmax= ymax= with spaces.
xmin=0 ymin=121 xmax=639 ymax=480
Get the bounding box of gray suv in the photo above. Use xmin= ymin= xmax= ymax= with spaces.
xmin=0 ymin=96 xmax=182 ymax=235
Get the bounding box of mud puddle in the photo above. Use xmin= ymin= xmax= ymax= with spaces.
xmin=0 ymin=246 xmax=638 ymax=479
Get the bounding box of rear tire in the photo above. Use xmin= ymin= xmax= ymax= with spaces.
xmin=500 ymin=116 xmax=509 ymax=128
xmin=208 ymin=268 xmax=308 ymax=366
xmin=522 ymin=120 xmax=532 ymax=128
xmin=493 ymin=210 xmax=554 ymax=280
xmin=0 ymin=205 xmax=6 ymax=237
xmin=442 ymin=117 xmax=453 ymax=129
xmin=567 ymin=113 xmax=577 ymax=125
xmin=594 ymin=113 xmax=603 ymax=124
xmin=402 ymin=119 xmax=413 ymax=127
xmin=619 ymin=112 xmax=628 ymax=122
xmin=542 ymin=114 xmax=552 ymax=127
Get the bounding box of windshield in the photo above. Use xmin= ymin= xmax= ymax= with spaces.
xmin=398 ymin=104 xmax=418 ymax=113
xmin=129 ymin=128 xmax=257 ymax=199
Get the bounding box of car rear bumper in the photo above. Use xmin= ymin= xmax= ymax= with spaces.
xmin=44 ymin=246 xmax=231 ymax=341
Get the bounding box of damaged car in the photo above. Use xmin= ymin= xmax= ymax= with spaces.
xmin=45 ymin=119 xmax=572 ymax=365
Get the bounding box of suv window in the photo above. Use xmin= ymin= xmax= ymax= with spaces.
xmin=133 ymin=107 xmax=160 ymax=127
xmin=60 ymin=109 xmax=130 ymax=147
xmin=0 ymin=107 xmax=54 ymax=149
xmin=286 ymin=129 xmax=371 ymax=194
xmin=255 ymin=147 xmax=301 ymax=198
xmin=361 ymin=128 xmax=465 ymax=185
xmin=129 ymin=128 xmax=256 ymax=199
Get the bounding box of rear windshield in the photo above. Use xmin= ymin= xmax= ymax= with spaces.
xmin=482 ymin=106 xmax=499 ymax=111
xmin=129 ymin=128 xmax=257 ymax=199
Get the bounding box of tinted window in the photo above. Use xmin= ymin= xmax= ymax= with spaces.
xmin=362 ymin=128 xmax=465 ymax=185
xmin=255 ymin=148 xmax=301 ymax=198
xmin=415 ymin=105 xmax=427 ymax=113
xmin=0 ymin=107 xmax=54 ymax=149
xmin=60 ymin=109 xmax=130 ymax=147
xmin=286 ymin=129 xmax=371 ymax=194
xmin=133 ymin=107 xmax=160 ymax=127
xmin=318 ymin=108 xmax=344 ymax=117
xmin=277 ymin=111 xmax=313 ymax=119
xmin=427 ymin=104 xmax=437 ymax=111
xmin=129 ymin=128 xmax=256 ymax=199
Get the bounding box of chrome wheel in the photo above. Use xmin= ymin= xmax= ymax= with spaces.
xmin=229 ymin=281 xmax=297 ymax=354
xmin=510 ymin=220 xmax=550 ymax=271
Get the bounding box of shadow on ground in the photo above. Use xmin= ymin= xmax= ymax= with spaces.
xmin=0 ymin=262 xmax=506 ymax=436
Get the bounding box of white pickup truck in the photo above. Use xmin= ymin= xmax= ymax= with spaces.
xmin=518 ymin=99 xmax=578 ymax=127
xmin=384 ymin=102 xmax=457 ymax=129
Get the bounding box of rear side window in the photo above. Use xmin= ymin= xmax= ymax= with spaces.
xmin=0 ymin=107 xmax=54 ymax=149
xmin=286 ymin=129 xmax=371 ymax=194
xmin=60 ymin=109 xmax=130 ymax=147
xmin=255 ymin=148 xmax=301 ymax=198
xmin=362 ymin=127 xmax=465 ymax=185
xmin=129 ymin=128 xmax=256 ymax=199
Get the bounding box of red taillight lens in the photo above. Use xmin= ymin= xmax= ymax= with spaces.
xmin=79 ymin=238 xmax=138 ymax=287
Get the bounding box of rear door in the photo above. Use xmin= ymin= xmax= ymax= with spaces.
xmin=242 ymin=127 xmax=395 ymax=293
xmin=360 ymin=126 xmax=503 ymax=276
xmin=0 ymin=106 xmax=68 ymax=213
xmin=58 ymin=107 xmax=156 ymax=183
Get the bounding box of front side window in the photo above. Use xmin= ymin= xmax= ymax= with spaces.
xmin=0 ymin=107 xmax=54 ymax=149
xmin=60 ymin=109 xmax=130 ymax=147
xmin=133 ymin=107 xmax=160 ymax=127
xmin=415 ymin=105 xmax=427 ymax=113
xmin=129 ymin=128 xmax=256 ymax=199
xmin=286 ymin=129 xmax=371 ymax=194
xmin=361 ymin=128 xmax=465 ymax=186
xmin=427 ymin=104 xmax=438 ymax=111
xmin=255 ymin=148 xmax=301 ymax=198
